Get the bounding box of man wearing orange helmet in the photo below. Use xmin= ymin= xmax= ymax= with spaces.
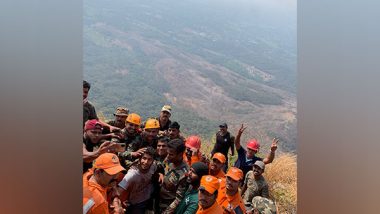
xmin=184 ymin=135 xmax=205 ymax=166
xmin=119 ymin=118 xmax=160 ymax=163
xmin=233 ymin=124 xmax=279 ymax=177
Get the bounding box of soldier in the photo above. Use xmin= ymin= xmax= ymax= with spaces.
xmin=108 ymin=107 xmax=129 ymax=129
xmin=117 ymin=147 xmax=157 ymax=214
xmin=211 ymin=123 xmax=235 ymax=172
xmin=168 ymin=121 xmax=185 ymax=141
xmin=119 ymin=118 xmax=160 ymax=163
xmin=233 ymin=124 xmax=279 ymax=177
xmin=241 ymin=161 xmax=269 ymax=211
xmin=218 ymin=167 xmax=246 ymax=214
xmin=159 ymin=139 xmax=189 ymax=214
xmin=175 ymin=162 xmax=209 ymax=214
xmin=196 ymin=175 xmax=223 ymax=214
xmin=247 ymin=196 xmax=277 ymax=214
xmin=158 ymin=105 xmax=172 ymax=132
xmin=83 ymin=153 xmax=125 ymax=214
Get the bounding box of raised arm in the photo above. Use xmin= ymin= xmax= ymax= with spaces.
xmin=234 ymin=124 xmax=247 ymax=151
xmin=263 ymin=138 xmax=279 ymax=164
xmin=82 ymin=141 xmax=114 ymax=163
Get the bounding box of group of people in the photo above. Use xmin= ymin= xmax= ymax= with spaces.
xmin=83 ymin=80 xmax=279 ymax=214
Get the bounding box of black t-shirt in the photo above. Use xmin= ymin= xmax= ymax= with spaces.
xmin=83 ymin=137 xmax=100 ymax=173
xmin=83 ymin=101 xmax=98 ymax=127
xmin=211 ymin=131 xmax=234 ymax=157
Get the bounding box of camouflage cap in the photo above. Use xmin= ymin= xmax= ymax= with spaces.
xmin=252 ymin=196 xmax=277 ymax=214
xmin=114 ymin=107 xmax=129 ymax=116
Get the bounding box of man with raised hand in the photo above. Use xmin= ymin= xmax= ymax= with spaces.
xmin=233 ymin=124 xmax=279 ymax=177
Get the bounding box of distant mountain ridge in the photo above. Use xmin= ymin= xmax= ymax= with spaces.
xmin=84 ymin=0 xmax=297 ymax=152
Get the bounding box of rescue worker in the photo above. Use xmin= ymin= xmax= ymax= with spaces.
xmin=175 ymin=162 xmax=209 ymax=214
xmin=218 ymin=167 xmax=246 ymax=214
xmin=241 ymin=161 xmax=269 ymax=211
xmin=196 ymin=175 xmax=223 ymax=214
xmin=159 ymin=139 xmax=189 ymax=213
xmin=211 ymin=123 xmax=235 ymax=172
xmin=209 ymin=153 xmax=226 ymax=180
xmin=83 ymin=153 xmax=125 ymax=214
xmin=233 ymin=124 xmax=279 ymax=177
xmin=120 ymin=118 xmax=160 ymax=163
xmin=184 ymin=135 xmax=203 ymax=166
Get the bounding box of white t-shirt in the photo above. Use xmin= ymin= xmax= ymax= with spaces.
xmin=118 ymin=164 xmax=156 ymax=204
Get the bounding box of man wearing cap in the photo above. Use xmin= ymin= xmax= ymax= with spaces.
xmin=168 ymin=121 xmax=185 ymax=141
xmin=158 ymin=105 xmax=172 ymax=132
xmin=159 ymin=139 xmax=190 ymax=213
xmin=83 ymin=119 xmax=118 ymax=173
xmin=184 ymin=135 xmax=204 ymax=166
xmin=107 ymin=107 xmax=129 ymax=129
xmin=234 ymin=124 xmax=279 ymax=177
xmin=117 ymin=147 xmax=157 ymax=214
xmin=241 ymin=161 xmax=269 ymax=211
xmin=175 ymin=162 xmax=209 ymax=214
xmin=211 ymin=123 xmax=235 ymax=172
xmin=209 ymin=153 xmax=226 ymax=180
xmin=83 ymin=80 xmax=120 ymax=133
xmin=196 ymin=175 xmax=223 ymax=214
xmin=83 ymin=153 xmax=125 ymax=214
xmin=219 ymin=167 xmax=246 ymax=214
xmin=209 ymin=153 xmax=228 ymax=205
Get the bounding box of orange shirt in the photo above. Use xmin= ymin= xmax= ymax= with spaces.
xmin=219 ymin=192 xmax=246 ymax=214
xmin=216 ymin=176 xmax=226 ymax=205
xmin=196 ymin=201 xmax=224 ymax=214
xmin=183 ymin=152 xmax=202 ymax=166
xmin=83 ymin=171 xmax=109 ymax=214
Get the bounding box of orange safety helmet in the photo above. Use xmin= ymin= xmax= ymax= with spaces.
xmin=145 ymin=118 xmax=160 ymax=129
xmin=125 ymin=113 xmax=141 ymax=126
xmin=247 ymin=139 xmax=260 ymax=151
xmin=185 ymin=135 xmax=201 ymax=150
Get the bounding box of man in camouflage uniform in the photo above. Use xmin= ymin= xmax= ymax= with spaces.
xmin=118 ymin=118 xmax=160 ymax=166
xmin=158 ymin=105 xmax=172 ymax=132
xmin=159 ymin=139 xmax=189 ymax=214
xmin=248 ymin=196 xmax=277 ymax=214
xmin=107 ymin=107 xmax=129 ymax=129
xmin=241 ymin=161 xmax=269 ymax=211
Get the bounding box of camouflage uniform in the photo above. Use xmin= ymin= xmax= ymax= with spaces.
xmin=251 ymin=196 xmax=277 ymax=214
xmin=159 ymin=161 xmax=189 ymax=213
xmin=242 ymin=171 xmax=269 ymax=210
